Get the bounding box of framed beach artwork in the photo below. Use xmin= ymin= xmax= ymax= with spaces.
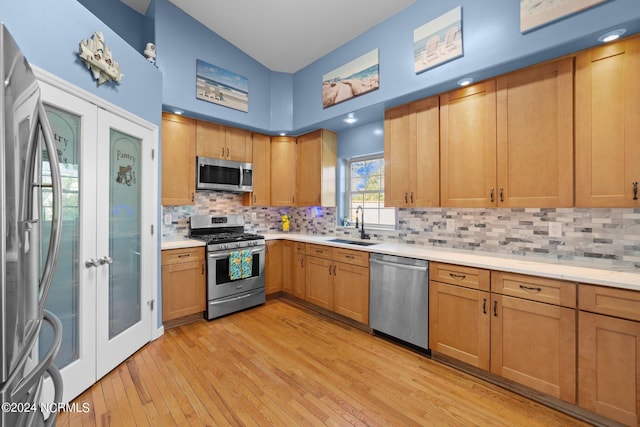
xmin=520 ymin=0 xmax=607 ymax=33
xmin=414 ymin=6 xmax=463 ymax=74
xmin=196 ymin=59 xmax=249 ymax=112
xmin=322 ymin=49 xmax=379 ymax=109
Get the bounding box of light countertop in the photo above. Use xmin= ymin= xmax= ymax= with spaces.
xmin=161 ymin=238 xmax=206 ymax=250
xmin=262 ymin=233 xmax=640 ymax=292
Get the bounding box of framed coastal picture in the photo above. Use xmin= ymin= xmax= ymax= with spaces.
xmin=414 ymin=6 xmax=463 ymax=74
xmin=322 ymin=49 xmax=379 ymax=109
xmin=520 ymin=0 xmax=606 ymax=33
xmin=196 ymin=59 xmax=249 ymax=112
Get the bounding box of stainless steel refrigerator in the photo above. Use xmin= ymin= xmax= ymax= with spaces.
xmin=0 ymin=23 xmax=63 ymax=426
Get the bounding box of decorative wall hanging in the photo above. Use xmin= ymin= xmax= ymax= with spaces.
xmin=322 ymin=49 xmax=379 ymax=109
xmin=520 ymin=0 xmax=606 ymax=33
xmin=78 ymin=31 xmax=123 ymax=85
xmin=196 ymin=59 xmax=249 ymax=112
xmin=414 ymin=6 xmax=463 ymax=74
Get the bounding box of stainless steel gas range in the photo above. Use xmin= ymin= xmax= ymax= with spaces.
xmin=189 ymin=214 xmax=265 ymax=319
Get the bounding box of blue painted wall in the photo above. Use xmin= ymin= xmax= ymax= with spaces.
xmin=0 ymin=0 xmax=162 ymax=126
xmin=293 ymin=0 xmax=640 ymax=132
xmin=153 ymin=0 xmax=274 ymax=132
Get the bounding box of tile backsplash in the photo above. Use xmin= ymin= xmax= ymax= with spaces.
xmin=162 ymin=191 xmax=640 ymax=269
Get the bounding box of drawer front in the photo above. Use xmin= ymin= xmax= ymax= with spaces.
xmin=333 ymin=247 xmax=369 ymax=267
xmin=492 ymin=271 xmax=576 ymax=308
xmin=306 ymin=243 xmax=333 ymax=260
xmin=429 ymin=262 xmax=490 ymax=291
xmin=579 ymin=284 xmax=640 ymax=321
xmin=162 ymin=247 xmax=205 ymax=265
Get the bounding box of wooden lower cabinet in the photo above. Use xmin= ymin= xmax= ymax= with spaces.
xmin=305 ymin=256 xmax=333 ymax=310
xmin=332 ymin=262 xmax=369 ymax=324
xmin=429 ymin=280 xmax=490 ymax=369
xmin=283 ymin=241 xmax=306 ymax=299
xmin=430 ymin=263 xmax=577 ymax=405
xmin=265 ymin=240 xmax=283 ymax=295
xmin=491 ymin=294 xmax=576 ymax=403
xmin=161 ymin=247 xmax=206 ymax=322
xmin=579 ymin=285 xmax=640 ymax=426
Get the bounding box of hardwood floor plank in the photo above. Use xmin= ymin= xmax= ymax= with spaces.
xmin=58 ymin=300 xmax=587 ymax=426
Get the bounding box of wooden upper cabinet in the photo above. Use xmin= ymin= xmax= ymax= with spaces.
xmin=384 ymin=103 xmax=412 ymax=207
xmin=384 ymin=97 xmax=440 ymax=207
xmin=243 ymin=133 xmax=271 ymax=206
xmin=296 ymin=129 xmax=337 ymax=207
xmin=270 ymin=136 xmax=297 ymax=206
xmin=196 ymin=120 xmax=252 ymax=162
xmin=225 ymin=127 xmax=252 ymax=162
xmin=496 ymin=58 xmax=574 ymax=207
xmin=575 ymin=35 xmax=640 ymax=207
xmin=440 ymin=81 xmax=497 ymax=207
xmin=161 ymin=113 xmax=196 ymax=206
xmin=196 ymin=120 xmax=226 ymax=159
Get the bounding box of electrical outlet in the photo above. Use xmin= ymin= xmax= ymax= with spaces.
xmin=251 ymin=212 xmax=257 ymax=221
xmin=409 ymin=218 xmax=421 ymax=229
xmin=164 ymin=214 xmax=171 ymax=225
xmin=446 ymin=219 xmax=455 ymax=232
xmin=549 ymin=222 xmax=563 ymax=238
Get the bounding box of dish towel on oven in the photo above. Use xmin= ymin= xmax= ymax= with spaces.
xmin=229 ymin=249 xmax=253 ymax=280
xmin=241 ymin=249 xmax=252 ymax=278
xmin=229 ymin=250 xmax=242 ymax=280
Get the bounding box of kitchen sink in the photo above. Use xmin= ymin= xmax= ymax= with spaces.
xmin=327 ymin=238 xmax=378 ymax=247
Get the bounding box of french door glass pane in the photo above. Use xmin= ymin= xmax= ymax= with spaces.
xmin=108 ymin=128 xmax=142 ymax=338
xmin=40 ymin=105 xmax=80 ymax=367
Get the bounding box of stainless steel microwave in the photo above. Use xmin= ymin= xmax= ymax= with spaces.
xmin=196 ymin=156 xmax=253 ymax=193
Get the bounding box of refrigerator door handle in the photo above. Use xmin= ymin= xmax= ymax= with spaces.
xmin=23 ymin=99 xmax=63 ymax=315
xmin=10 ymin=310 xmax=62 ymax=406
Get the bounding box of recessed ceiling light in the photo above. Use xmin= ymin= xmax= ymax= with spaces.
xmin=457 ymin=77 xmax=474 ymax=87
xmin=173 ymin=109 xmax=184 ymax=115
xmin=279 ymin=132 xmax=287 ymax=136
xmin=343 ymin=113 xmax=358 ymax=124
xmin=598 ymin=28 xmax=626 ymax=43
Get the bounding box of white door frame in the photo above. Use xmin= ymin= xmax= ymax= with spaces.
xmin=35 ymin=66 xmax=162 ymax=404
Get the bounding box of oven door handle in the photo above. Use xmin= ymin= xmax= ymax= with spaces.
xmin=208 ymin=247 xmax=265 ymax=260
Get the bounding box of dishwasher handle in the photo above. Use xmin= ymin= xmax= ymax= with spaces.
xmin=370 ymin=258 xmax=428 ymax=272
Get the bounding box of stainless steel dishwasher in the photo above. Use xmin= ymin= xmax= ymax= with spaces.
xmin=369 ymin=253 xmax=429 ymax=350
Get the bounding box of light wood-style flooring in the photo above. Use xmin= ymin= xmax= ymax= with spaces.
xmin=57 ymin=299 xmax=586 ymax=426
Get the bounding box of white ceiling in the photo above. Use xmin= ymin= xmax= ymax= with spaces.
xmin=121 ymin=0 xmax=415 ymax=73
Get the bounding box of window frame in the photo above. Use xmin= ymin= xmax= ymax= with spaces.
xmin=344 ymin=153 xmax=395 ymax=230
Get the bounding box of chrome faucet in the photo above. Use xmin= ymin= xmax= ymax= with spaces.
xmin=355 ymin=206 xmax=370 ymax=240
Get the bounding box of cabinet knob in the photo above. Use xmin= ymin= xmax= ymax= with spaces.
xmin=98 ymin=256 xmax=113 ymax=265
xmin=85 ymin=258 xmax=100 ymax=268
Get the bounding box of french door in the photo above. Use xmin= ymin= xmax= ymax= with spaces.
xmin=38 ymin=80 xmax=156 ymax=403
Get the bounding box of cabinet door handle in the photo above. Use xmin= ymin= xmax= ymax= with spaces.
xmin=333 ymin=265 xmax=337 ymax=275
xmin=226 ymin=148 xmax=230 ymax=158
xmin=483 ymin=298 xmax=487 ymax=314
xmin=633 ymin=181 xmax=638 ymax=200
xmin=404 ymin=193 xmax=408 ymax=204
xmin=192 ymin=192 xmax=195 ymax=203
xmin=202 ymin=263 xmax=205 ymax=275
xmin=346 ymin=255 xmax=355 ymax=259
xmin=318 ymin=195 xmax=321 ymax=204
xmin=221 ymin=147 xmax=225 ymax=157
xmin=410 ymin=192 xmax=414 ymax=203
xmin=490 ymin=187 xmax=495 ymax=203
xmin=519 ymin=284 xmax=542 ymax=293
xmin=499 ymin=187 xmax=504 ymax=203
xmin=177 ymin=254 xmax=191 ymax=258
xmin=493 ymin=300 xmax=498 ymax=317
xmin=301 ymin=258 xmax=304 ymax=268
xmin=253 ymin=194 xmax=256 ymax=203
xmin=449 ymin=273 xmax=466 ymax=280
xmin=328 ymin=265 xmax=332 ymax=276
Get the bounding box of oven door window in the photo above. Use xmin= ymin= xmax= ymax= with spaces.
xmin=215 ymin=252 xmax=260 ymax=285
xmin=200 ymin=164 xmax=240 ymax=186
